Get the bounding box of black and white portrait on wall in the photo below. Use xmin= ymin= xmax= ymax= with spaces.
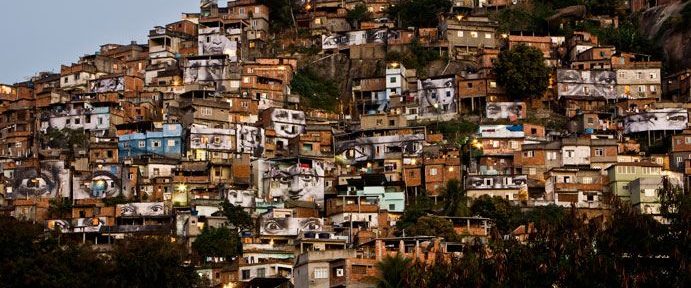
xmin=624 ymin=108 xmax=688 ymax=133
xmin=486 ymin=102 xmax=526 ymax=120
xmin=198 ymin=27 xmax=238 ymax=60
xmin=260 ymin=216 xmax=324 ymax=236
xmin=418 ymin=77 xmax=457 ymax=116
xmin=264 ymin=160 xmax=327 ymax=207
xmin=271 ymin=109 xmax=306 ymax=139
xmin=557 ymin=69 xmax=617 ymax=99
xmin=236 ymin=124 xmax=264 ymax=157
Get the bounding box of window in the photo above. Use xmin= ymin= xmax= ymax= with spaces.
xmin=168 ymin=139 xmax=176 ymax=147
xmin=644 ymin=189 xmax=656 ymax=197
xmin=594 ymin=148 xmax=604 ymax=157
xmin=314 ymin=268 xmax=328 ymax=279
xmin=457 ymin=31 xmax=464 ymax=37
xmin=74 ymin=118 xmax=80 ymax=125
xmin=484 ymin=33 xmax=492 ymax=39
xmin=637 ymin=86 xmax=645 ymax=92
xmin=389 ymin=77 xmax=397 ymax=83
xmin=98 ymin=117 xmax=103 ymax=125
xmin=302 ymin=143 xmax=313 ymax=152
xmin=528 ymin=167 xmax=536 ymax=175
xmin=470 ymin=31 xmax=478 ymax=38
xmin=241 ymin=270 xmax=250 ymax=280
xmin=650 ymin=85 xmax=656 ymax=92
xmin=201 ymin=107 xmax=212 ymax=116
xmin=467 ymin=82 xmax=473 ymax=88
xmin=243 ymin=76 xmax=250 ymax=83
xmin=523 ymin=151 xmax=535 ymax=157
xmin=314 ymin=18 xmax=321 ymax=25
xmin=430 ymin=168 xmax=438 ymax=176
xmin=563 ymin=176 xmax=572 ymax=183
xmin=565 ymin=150 xmax=574 ymax=157
xmin=636 ymin=72 xmax=643 ymax=79
xmin=587 ymin=117 xmax=594 ymax=124
xmin=66 ymin=119 xmax=71 ymax=125
xmin=152 ymin=141 xmax=161 ymax=148
xmin=153 ymin=168 xmax=160 ymax=176
xmin=107 ymin=151 xmax=113 ymax=158
xmin=138 ymin=141 xmax=145 ymax=148
xmin=389 ymin=204 xmax=396 ymax=211
xmin=128 ymin=173 xmax=133 ymax=180
xmin=85 ymin=116 xmax=91 ymax=124
xmin=489 ymin=81 xmax=497 ymax=88
xmin=582 ymin=177 xmax=593 ymax=184
xmin=649 ymin=73 xmax=656 ymax=79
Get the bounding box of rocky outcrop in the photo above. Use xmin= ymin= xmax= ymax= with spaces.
xmin=640 ymin=0 xmax=691 ymax=73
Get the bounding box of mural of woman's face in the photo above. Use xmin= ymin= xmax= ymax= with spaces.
xmin=269 ymin=163 xmax=324 ymax=204
xmin=486 ymin=103 xmax=524 ymax=119
xmin=90 ymin=175 xmax=120 ymax=198
xmin=225 ymin=190 xmax=254 ymax=207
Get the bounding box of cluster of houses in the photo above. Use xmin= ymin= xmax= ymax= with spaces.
xmin=1 ymin=0 xmax=689 ymax=287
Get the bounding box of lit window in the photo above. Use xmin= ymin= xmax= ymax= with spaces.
xmin=484 ymin=33 xmax=492 ymax=39
xmin=314 ymin=268 xmax=328 ymax=279
xmin=430 ymin=168 xmax=438 ymax=176
xmin=457 ymin=31 xmax=464 ymax=37
xmin=470 ymin=31 xmax=478 ymax=38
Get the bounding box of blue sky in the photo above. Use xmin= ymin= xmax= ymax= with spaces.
xmin=0 ymin=1 xmax=200 ymax=84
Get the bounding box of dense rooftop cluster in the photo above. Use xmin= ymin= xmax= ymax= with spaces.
xmin=0 ymin=0 xmax=690 ymax=287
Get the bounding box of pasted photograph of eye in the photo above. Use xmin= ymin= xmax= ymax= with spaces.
xmin=117 ymin=202 xmax=165 ymax=217
xmin=261 ymin=218 xmax=288 ymax=235
xmin=10 ymin=161 xmax=67 ymax=199
xmin=299 ymin=218 xmax=323 ymax=231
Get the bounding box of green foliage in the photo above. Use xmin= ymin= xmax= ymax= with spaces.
xmin=585 ymin=19 xmax=659 ymax=59
xmin=399 ymin=193 xmax=691 ymax=287
xmin=406 ymin=216 xmax=460 ymax=242
xmin=442 ymin=179 xmax=470 ymax=217
xmin=492 ymin=3 xmax=554 ymax=35
xmin=469 ymin=195 xmax=522 ymax=234
xmin=42 ymin=127 xmax=89 ymax=150
xmin=494 ymin=44 xmax=550 ymax=100
xmin=111 ymin=236 xmax=201 ymax=288
xmin=396 ymin=196 xmax=433 ymax=232
xmin=258 ymin=0 xmax=298 ymax=32
xmin=291 ymin=67 xmax=340 ymax=112
xmin=386 ymin=39 xmax=440 ymax=77
xmin=587 ymin=0 xmax=624 ymax=16
xmin=192 ymin=226 xmax=241 ymax=262
xmin=48 ymin=197 xmax=73 ymax=219
xmin=376 ymin=253 xmax=412 ymax=288
xmin=0 ymin=217 xmax=202 ymax=288
xmin=347 ymin=4 xmax=372 ymax=29
xmin=387 ymin=0 xmax=452 ymax=28
xmin=425 ymin=119 xmax=478 ymax=144
xmin=220 ymin=200 xmax=254 ymax=232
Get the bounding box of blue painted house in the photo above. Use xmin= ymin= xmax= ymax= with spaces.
xmin=119 ymin=123 xmax=184 ymax=160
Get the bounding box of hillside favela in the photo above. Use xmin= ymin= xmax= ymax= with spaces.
xmin=0 ymin=0 xmax=689 ymax=287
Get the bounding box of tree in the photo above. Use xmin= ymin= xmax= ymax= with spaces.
xmin=387 ymin=0 xmax=452 ymax=28
xmin=396 ymin=196 xmax=433 ymax=232
xmin=290 ymin=67 xmax=340 ymax=112
xmin=470 ymin=195 xmax=522 ymax=234
xmin=376 ymin=253 xmax=411 ymax=288
xmin=111 ymin=237 xmax=201 ymax=288
xmin=406 ymin=216 xmax=460 ymax=242
xmin=442 ymin=179 xmax=470 ymax=217
xmin=494 ymin=44 xmax=550 ymax=101
xmin=220 ymin=200 xmax=254 ymax=232
xmin=347 ymin=3 xmax=372 ymax=30
xmin=192 ymin=226 xmax=241 ymax=262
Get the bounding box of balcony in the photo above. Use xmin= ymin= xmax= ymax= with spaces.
xmin=554 ymin=182 xmax=603 ymax=192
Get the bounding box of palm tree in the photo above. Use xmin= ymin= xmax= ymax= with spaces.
xmin=442 ymin=179 xmax=470 ymax=217
xmin=376 ymin=253 xmax=411 ymax=288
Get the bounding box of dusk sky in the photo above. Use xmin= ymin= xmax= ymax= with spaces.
xmin=0 ymin=1 xmax=200 ymax=84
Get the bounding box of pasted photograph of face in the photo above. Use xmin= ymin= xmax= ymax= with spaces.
xmin=200 ymin=34 xmax=236 ymax=57
xmin=184 ymin=59 xmax=225 ymax=83
xmin=11 ymin=162 xmax=65 ymax=199
xmin=90 ymin=175 xmax=120 ymax=198
xmin=261 ymin=217 xmax=324 ymax=235
xmin=625 ymin=110 xmax=688 ymax=133
xmin=268 ymin=162 xmax=324 ymax=205
xmin=419 ymin=78 xmax=456 ymax=113
xmin=118 ymin=202 xmax=165 ymax=217
xmin=224 ymin=189 xmax=254 ymax=207
xmin=238 ymin=125 xmax=263 ymax=156
xmin=486 ymin=102 xmax=525 ymax=120
xmin=271 ymin=109 xmax=306 ymax=139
